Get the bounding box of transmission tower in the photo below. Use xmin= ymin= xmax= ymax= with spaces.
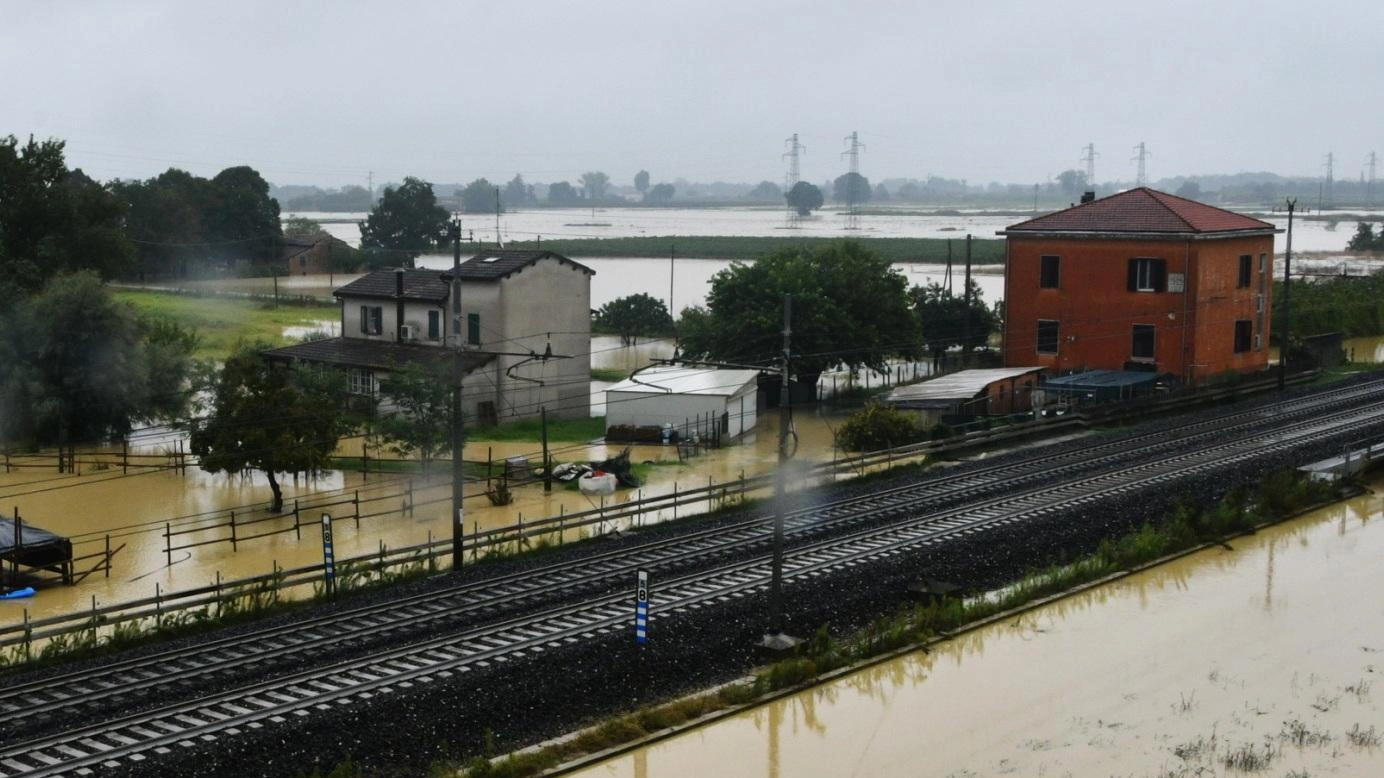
xmin=1131 ymin=142 xmax=1150 ymax=186
xmin=783 ymin=133 xmax=806 ymax=227
xmin=1323 ymin=152 xmax=1335 ymax=208
xmin=842 ymin=131 xmax=865 ymax=230
xmin=1367 ymin=151 xmax=1377 ymax=205
xmin=1080 ymin=142 xmax=1098 ymax=187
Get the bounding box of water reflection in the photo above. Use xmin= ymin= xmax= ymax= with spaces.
xmin=570 ymin=483 xmax=1384 ymax=778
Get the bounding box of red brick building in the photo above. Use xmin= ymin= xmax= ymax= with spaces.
xmin=1000 ymin=188 xmax=1279 ymax=384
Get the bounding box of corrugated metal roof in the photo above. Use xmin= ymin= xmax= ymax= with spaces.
xmin=885 ymin=367 xmax=1045 ymax=407
xmin=607 ymin=367 xmax=761 ymax=397
xmin=1002 ymin=187 xmax=1275 ymax=236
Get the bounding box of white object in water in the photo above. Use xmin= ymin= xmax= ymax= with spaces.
xmin=578 ymin=470 xmax=618 ymax=496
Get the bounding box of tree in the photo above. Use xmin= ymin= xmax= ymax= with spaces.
xmin=1055 ymin=169 xmax=1088 ymax=197
xmin=645 ymin=182 xmax=676 ymax=204
xmin=208 ymin=166 xmax=282 ymax=263
xmin=1347 ymin=222 xmax=1384 ymax=252
xmin=359 ymin=177 xmax=449 ymax=262
xmin=0 ymin=135 xmax=135 ymax=294
xmin=593 ymin=293 xmax=674 ymax=345
xmin=502 ymin=174 xmax=534 ymax=208
xmin=547 ymin=181 xmax=580 ymax=205
xmin=580 ymin=171 xmax=611 ymax=201
xmin=0 ymin=272 xmax=197 ymax=446
xmin=873 ymin=183 xmax=891 ymax=202
xmin=677 ymin=241 xmax=918 ymax=393
xmin=190 ymin=346 xmax=349 ymax=512
xmin=459 ymin=178 xmax=501 ymax=214
xmin=373 ymin=362 xmax=452 ymax=471
xmin=283 ymin=216 xmax=323 ymax=235
xmin=634 ymin=170 xmax=650 ymax=196
xmin=911 ymin=279 xmax=999 ymax=357
xmin=833 ymin=172 xmax=872 ymax=205
xmin=745 ymin=181 xmax=782 ymax=202
xmin=1175 ymin=180 xmax=1202 ymax=200
xmin=785 ymin=181 xmax=824 ymax=216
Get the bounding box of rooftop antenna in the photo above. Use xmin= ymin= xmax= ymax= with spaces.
xmin=783 ymin=133 xmax=805 ymax=227
xmin=842 ymin=131 xmax=865 ymax=231
xmin=1132 ymin=142 xmax=1150 ymax=186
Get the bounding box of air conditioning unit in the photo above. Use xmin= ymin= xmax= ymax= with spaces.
xmin=399 ymin=324 xmax=416 ymax=341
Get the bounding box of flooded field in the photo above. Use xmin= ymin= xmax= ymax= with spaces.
xmin=0 ymin=406 xmax=863 ymax=625
xmin=572 ymin=484 xmax=1384 ymax=778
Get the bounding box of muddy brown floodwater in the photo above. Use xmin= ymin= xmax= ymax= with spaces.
xmin=0 ymin=408 xmax=862 ymax=627
xmin=570 ymin=481 xmax=1384 ymax=778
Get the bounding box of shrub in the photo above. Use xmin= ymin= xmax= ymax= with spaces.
xmin=834 ymin=404 xmax=924 ymax=451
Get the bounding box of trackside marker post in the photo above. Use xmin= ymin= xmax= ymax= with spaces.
xmin=321 ymin=513 xmax=336 ymax=596
xmin=635 ymin=569 xmax=649 ymax=645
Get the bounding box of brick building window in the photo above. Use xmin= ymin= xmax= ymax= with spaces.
xmin=1040 ymin=255 xmax=1060 ymax=288
xmin=1234 ymin=320 xmax=1252 ymax=353
xmin=1131 ymin=325 xmax=1156 ymax=360
xmin=1238 ymin=255 xmax=1252 ymax=288
xmin=1127 ymin=258 xmax=1166 ymax=292
xmin=1036 ymin=319 xmax=1059 ymax=355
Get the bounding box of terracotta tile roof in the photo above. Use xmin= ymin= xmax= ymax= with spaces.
xmin=333 ymin=269 xmax=450 ymax=302
xmin=1002 ymin=187 xmax=1275 ymax=235
xmin=262 ymin=337 xmax=492 ymax=374
xmin=448 ymin=249 xmax=595 ymax=281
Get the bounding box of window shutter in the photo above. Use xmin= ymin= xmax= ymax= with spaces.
xmin=1154 ymin=259 xmax=1167 ymax=292
xmin=1127 ymin=259 xmax=1138 ymax=292
xmin=360 ymin=305 xmax=368 ymax=334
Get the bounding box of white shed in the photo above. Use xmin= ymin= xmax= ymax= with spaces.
xmin=605 ymin=367 xmax=760 ymax=443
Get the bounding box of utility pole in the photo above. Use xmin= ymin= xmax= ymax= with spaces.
xmin=1279 ymin=198 xmax=1296 ymax=390
xmin=494 ymin=187 xmax=503 ymax=247
xmin=1367 ymin=152 xmax=1377 ymax=205
xmin=1080 ymin=142 xmax=1098 ymax=186
xmin=448 ymin=218 xmax=466 ymax=569
xmin=963 ymin=234 xmax=973 ymax=361
xmin=762 ymin=293 xmax=799 ymax=652
xmin=783 ymin=133 xmax=805 ymax=227
xmin=1132 ymin=142 xmax=1150 ymax=186
xmin=842 ymin=131 xmax=865 ymax=231
xmin=1323 ymin=152 xmax=1335 ymax=209
xmin=669 ymin=243 xmax=676 ymax=330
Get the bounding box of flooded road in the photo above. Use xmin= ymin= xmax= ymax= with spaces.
xmin=571 ymin=484 xmax=1384 ymax=778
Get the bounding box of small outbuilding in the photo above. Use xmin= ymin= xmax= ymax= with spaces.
xmin=1040 ymin=369 xmax=1165 ymax=405
xmin=604 ymin=367 xmax=760 ymax=444
xmin=884 ymin=367 xmax=1045 ymax=422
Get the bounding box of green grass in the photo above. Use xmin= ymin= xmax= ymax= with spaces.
xmin=499 ymin=235 xmax=1005 ymax=263
xmin=590 ymin=367 xmax=630 ymax=382
xmin=115 ymin=289 xmax=339 ymax=360
xmin=467 ymin=416 xmax=607 ymax=443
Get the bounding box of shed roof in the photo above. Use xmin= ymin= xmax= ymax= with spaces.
xmin=885 ymin=367 xmax=1045 ymax=409
xmin=1001 ymin=187 xmax=1276 ymax=237
xmin=334 ymin=269 xmax=450 ymax=302
xmin=607 ymin=367 xmax=761 ymax=397
xmin=262 ymin=337 xmax=492 ymax=374
xmin=1043 ymin=369 xmax=1159 ymax=389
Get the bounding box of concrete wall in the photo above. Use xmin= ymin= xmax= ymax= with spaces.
xmin=1003 ymin=233 xmax=1273 ymax=382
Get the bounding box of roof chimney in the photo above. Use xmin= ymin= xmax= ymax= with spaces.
xmin=1080 ymin=190 xmax=1096 ymax=204
xmin=395 ymin=268 xmax=406 ymax=342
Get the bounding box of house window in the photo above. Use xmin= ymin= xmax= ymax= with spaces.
xmin=1238 ymin=255 xmax=1252 ymax=288
xmin=1127 ymin=258 xmax=1166 ymax=293
xmin=1036 ymin=319 xmax=1059 ymax=355
xmin=467 ymin=312 xmax=481 ymax=345
xmin=359 ymin=305 xmax=383 ymax=335
xmin=427 ymin=310 xmax=441 ymax=341
xmin=1258 ymin=253 xmax=1267 ymax=274
xmin=1234 ymin=320 xmax=1252 ymax=353
xmin=1039 ymin=255 xmax=1060 ymax=289
xmin=1131 ymin=324 xmax=1156 ymax=360
xmin=347 ymin=368 xmax=375 ymax=396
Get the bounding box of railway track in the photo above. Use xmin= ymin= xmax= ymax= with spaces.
xmin=1 ymin=380 xmax=1382 ymax=775
xmin=4 ymin=377 xmax=1380 ymax=738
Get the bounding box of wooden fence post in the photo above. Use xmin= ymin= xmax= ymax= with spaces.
xmin=122 ymin=441 xmax=129 ymax=475
xmin=294 ymin=500 xmax=301 ymax=540
xmin=230 ymin=510 xmax=237 ymax=552
xmin=354 ymin=490 xmax=361 ymax=528
xmin=104 ymin=534 xmax=111 ymax=578
xmin=164 ymin=522 xmax=171 ymax=568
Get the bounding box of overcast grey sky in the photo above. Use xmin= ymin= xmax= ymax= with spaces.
xmin=4 ymin=0 xmax=1380 ymax=189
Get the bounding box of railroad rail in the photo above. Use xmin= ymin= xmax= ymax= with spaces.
xmin=0 ymin=379 xmax=1382 ymax=775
